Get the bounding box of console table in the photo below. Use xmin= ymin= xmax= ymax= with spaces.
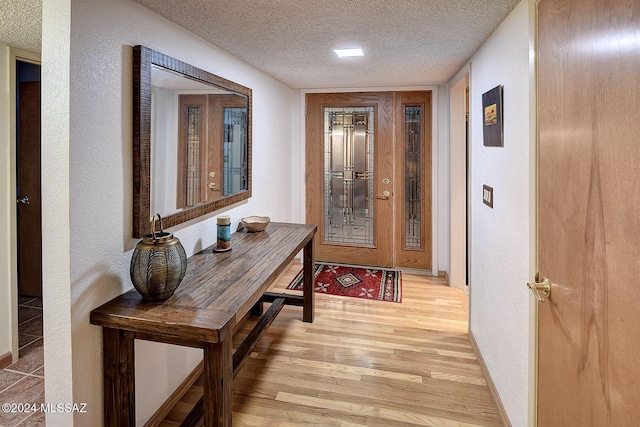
xmin=90 ymin=222 xmax=316 ymax=426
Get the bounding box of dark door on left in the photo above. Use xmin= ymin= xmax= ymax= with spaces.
xmin=17 ymin=61 xmax=42 ymax=298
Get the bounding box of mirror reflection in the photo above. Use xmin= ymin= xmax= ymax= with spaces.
xmin=133 ymin=45 xmax=252 ymax=237
xmin=151 ymin=65 xmax=248 ymax=217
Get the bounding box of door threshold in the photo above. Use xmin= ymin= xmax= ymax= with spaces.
xmin=398 ymin=268 xmax=434 ymax=276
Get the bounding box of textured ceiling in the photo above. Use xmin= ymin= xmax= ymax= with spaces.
xmin=0 ymin=0 xmax=42 ymax=53
xmin=130 ymin=0 xmax=520 ymax=88
xmin=1 ymin=0 xmax=520 ymax=89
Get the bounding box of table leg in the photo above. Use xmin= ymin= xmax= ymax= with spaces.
xmin=303 ymin=237 xmax=315 ymax=323
xmin=203 ymin=337 xmax=233 ymax=426
xmin=250 ymin=300 xmax=264 ymax=316
xmin=102 ymin=328 xmax=135 ymax=426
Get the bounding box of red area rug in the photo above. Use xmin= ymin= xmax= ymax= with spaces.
xmin=287 ymin=263 xmax=401 ymax=303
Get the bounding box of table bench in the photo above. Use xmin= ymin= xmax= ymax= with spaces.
xmin=90 ymin=222 xmax=316 ymax=426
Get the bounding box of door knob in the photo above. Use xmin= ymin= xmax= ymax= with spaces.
xmin=17 ymin=195 xmax=30 ymax=205
xmin=527 ymin=275 xmax=551 ymax=303
xmin=376 ymin=190 xmax=390 ymax=200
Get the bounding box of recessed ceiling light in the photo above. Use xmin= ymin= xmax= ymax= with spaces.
xmin=334 ymin=48 xmax=364 ymax=58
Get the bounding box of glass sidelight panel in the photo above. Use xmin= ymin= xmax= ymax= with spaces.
xmin=404 ymin=106 xmax=422 ymax=248
xmin=185 ymin=106 xmax=201 ymax=207
xmin=223 ymin=107 xmax=248 ymax=195
xmin=323 ymin=107 xmax=375 ymax=245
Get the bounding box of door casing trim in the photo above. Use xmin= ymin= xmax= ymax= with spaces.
xmin=7 ymin=47 xmax=41 ymax=364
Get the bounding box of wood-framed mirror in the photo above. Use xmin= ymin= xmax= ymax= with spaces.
xmin=133 ymin=45 xmax=252 ymax=237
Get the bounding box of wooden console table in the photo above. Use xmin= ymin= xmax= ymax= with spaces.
xmin=90 ymin=222 xmax=316 ymax=426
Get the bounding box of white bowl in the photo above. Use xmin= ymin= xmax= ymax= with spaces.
xmin=240 ymin=216 xmax=270 ymax=232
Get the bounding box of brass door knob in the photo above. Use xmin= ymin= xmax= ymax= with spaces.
xmin=527 ymin=277 xmax=551 ymax=303
xmin=376 ymin=190 xmax=390 ymax=200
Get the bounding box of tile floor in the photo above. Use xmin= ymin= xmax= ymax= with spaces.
xmin=0 ymin=297 xmax=45 ymax=427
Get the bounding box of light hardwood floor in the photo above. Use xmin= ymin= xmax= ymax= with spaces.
xmin=157 ymin=264 xmax=503 ymax=426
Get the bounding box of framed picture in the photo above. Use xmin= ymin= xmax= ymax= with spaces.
xmin=482 ymin=85 xmax=503 ymax=147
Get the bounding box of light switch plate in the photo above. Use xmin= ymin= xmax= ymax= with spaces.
xmin=483 ymin=185 xmax=494 ymax=208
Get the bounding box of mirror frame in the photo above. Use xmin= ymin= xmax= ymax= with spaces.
xmin=133 ymin=45 xmax=252 ymax=237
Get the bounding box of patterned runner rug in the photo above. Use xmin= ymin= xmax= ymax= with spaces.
xmin=287 ymin=263 xmax=402 ymax=303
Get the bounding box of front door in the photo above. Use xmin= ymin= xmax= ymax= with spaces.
xmin=306 ymin=92 xmax=431 ymax=269
xmin=536 ymin=0 xmax=640 ymax=424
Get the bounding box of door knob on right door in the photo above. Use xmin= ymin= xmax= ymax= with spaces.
xmin=527 ymin=274 xmax=551 ymax=303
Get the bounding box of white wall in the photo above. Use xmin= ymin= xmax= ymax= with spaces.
xmin=41 ymin=0 xmax=298 ymax=425
xmin=150 ymin=86 xmax=179 ymax=217
xmin=41 ymin=0 xmax=74 ymax=425
xmin=448 ymin=71 xmax=469 ymax=290
xmin=467 ymin=1 xmax=535 ymax=426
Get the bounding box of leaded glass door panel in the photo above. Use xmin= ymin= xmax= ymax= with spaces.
xmin=324 ymin=107 xmax=374 ymax=246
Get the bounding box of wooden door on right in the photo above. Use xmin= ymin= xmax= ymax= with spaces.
xmin=536 ymin=0 xmax=640 ymax=424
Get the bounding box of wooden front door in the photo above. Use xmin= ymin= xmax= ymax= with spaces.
xmin=17 ymin=81 xmax=42 ymax=297
xmin=536 ymin=0 xmax=640 ymax=424
xmin=306 ymin=92 xmax=431 ymax=269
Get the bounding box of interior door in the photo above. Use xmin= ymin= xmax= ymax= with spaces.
xmin=17 ymin=81 xmax=42 ymax=297
xmin=535 ymin=0 xmax=640 ymax=424
xmin=306 ymin=92 xmax=394 ymax=267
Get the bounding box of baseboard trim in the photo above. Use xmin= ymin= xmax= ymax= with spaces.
xmin=438 ymin=270 xmax=450 ymax=283
xmin=0 ymin=351 xmax=12 ymax=370
xmin=144 ymin=360 xmax=204 ymax=427
xmin=468 ymin=331 xmax=512 ymax=427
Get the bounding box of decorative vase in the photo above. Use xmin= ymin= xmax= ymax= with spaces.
xmin=130 ymin=214 xmax=187 ymax=300
xmin=214 ymin=215 xmax=231 ymax=252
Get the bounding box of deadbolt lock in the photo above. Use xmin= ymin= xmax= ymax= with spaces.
xmin=382 ymin=178 xmax=390 ymax=185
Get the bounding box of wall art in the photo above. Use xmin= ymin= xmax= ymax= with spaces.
xmin=482 ymin=85 xmax=503 ymax=147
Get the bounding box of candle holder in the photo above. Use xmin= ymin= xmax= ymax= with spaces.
xmin=130 ymin=214 xmax=187 ymax=300
xmin=213 ymin=215 xmax=232 ymax=252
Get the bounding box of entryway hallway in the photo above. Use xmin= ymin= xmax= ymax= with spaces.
xmin=156 ymin=264 xmax=503 ymax=426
